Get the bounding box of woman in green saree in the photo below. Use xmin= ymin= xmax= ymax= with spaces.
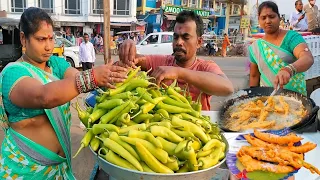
xmin=249 ymin=1 xmax=314 ymax=96
xmin=0 ymin=8 xmax=127 ymax=179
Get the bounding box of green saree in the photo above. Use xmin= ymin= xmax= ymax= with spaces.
xmin=249 ymin=37 xmax=307 ymax=96
xmin=0 ymin=61 xmax=75 ymax=179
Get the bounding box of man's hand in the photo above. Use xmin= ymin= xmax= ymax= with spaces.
xmin=298 ymin=14 xmax=305 ymax=21
xmin=151 ymin=66 xmax=180 ymax=85
xmin=119 ymin=39 xmax=138 ymax=67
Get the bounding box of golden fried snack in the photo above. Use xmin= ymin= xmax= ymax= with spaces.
xmin=244 ymin=134 xmax=270 ymax=147
xmin=238 ymin=146 xmax=301 ymax=169
xmin=254 ymin=129 xmax=303 ymax=145
xmin=287 ymin=142 xmax=317 ymax=154
xmin=243 ymin=107 xmax=261 ymax=113
xmin=274 ymin=105 xmax=285 ymax=114
xmin=241 ymin=120 xmax=276 ymax=130
xmin=295 ymin=109 xmax=307 ymax=117
xmin=236 ymin=154 xmax=295 ymax=173
xmin=241 ymin=101 xmax=257 ymax=109
xmin=245 ymin=134 xmax=314 ymax=155
xmin=300 ymin=161 xmax=320 ymax=175
xmin=256 ymin=100 xmax=264 ymax=108
xmin=231 ymin=111 xmax=251 ymax=125
xmin=258 ymin=109 xmax=269 ymax=121
xmin=265 ymin=97 xmax=275 ymax=110
xmin=279 ymin=96 xmax=289 ymax=115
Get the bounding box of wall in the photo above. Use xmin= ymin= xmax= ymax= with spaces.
xmin=174 ymin=0 xmax=181 ymax=6
xmin=0 ymin=0 xmax=137 ymax=23
xmin=146 ymin=0 xmax=157 ymax=8
xmin=137 ymin=0 xmax=142 ymax=7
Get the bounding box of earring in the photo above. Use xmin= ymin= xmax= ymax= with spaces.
xmin=22 ymin=46 xmax=26 ymax=54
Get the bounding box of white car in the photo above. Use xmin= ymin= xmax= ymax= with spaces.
xmin=55 ymin=37 xmax=81 ymax=68
xmin=136 ymin=32 xmax=174 ymax=55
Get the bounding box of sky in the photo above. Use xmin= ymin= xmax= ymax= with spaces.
xmin=247 ymin=0 xmax=320 ymax=19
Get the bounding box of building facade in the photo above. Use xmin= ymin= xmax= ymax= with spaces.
xmin=0 ymin=0 xmax=137 ymax=36
xmin=136 ymin=0 xmax=247 ymax=35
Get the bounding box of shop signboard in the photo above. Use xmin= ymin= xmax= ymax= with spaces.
xmin=164 ymin=5 xmax=210 ymax=17
xmin=240 ymin=18 xmax=250 ymax=28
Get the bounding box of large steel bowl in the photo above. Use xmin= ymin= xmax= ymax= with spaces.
xmin=90 ymin=134 xmax=229 ymax=180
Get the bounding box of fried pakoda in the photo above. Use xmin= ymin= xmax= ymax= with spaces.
xmin=238 ymin=146 xmax=302 ymax=169
xmin=240 ymin=120 xmax=275 ymax=131
xmin=279 ymin=96 xmax=289 ymax=115
xmin=236 ymin=154 xmax=295 ymax=173
xmin=244 ymin=134 xmax=316 ymax=154
xmin=256 ymin=100 xmax=264 ymax=108
xmin=288 ymin=142 xmax=317 ymax=154
xmin=274 ymin=105 xmax=285 ymax=113
xmin=231 ymin=111 xmax=251 ymax=123
xmin=226 ymin=96 xmax=306 ymax=131
xmin=244 ymin=134 xmax=270 ymax=147
xmin=258 ymin=109 xmax=269 ymax=122
xmin=238 ymin=131 xmax=320 ymax=176
xmin=254 ymin=129 xmax=303 ymax=145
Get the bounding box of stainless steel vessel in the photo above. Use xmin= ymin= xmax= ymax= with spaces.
xmin=90 ymin=135 xmax=229 ymax=180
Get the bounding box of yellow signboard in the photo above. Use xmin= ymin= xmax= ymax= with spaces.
xmin=240 ymin=18 xmax=250 ymax=29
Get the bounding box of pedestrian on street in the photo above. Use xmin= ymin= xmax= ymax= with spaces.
xmin=249 ymin=1 xmax=314 ymax=96
xmin=70 ymin=34 xmax=76 ymax=45
xmin=0 ymin=7 xmax=128 ymax=179
xmin=79 ymin=33 xmax=96 ymax=129
xmin=90 ymin=33 xmax=95 ymax=44
xmin=206 ymin=41 xmax=218 ymax=56
xmin=289 ymin=0 xmax=308 ymax=32
xmin=79 ymin=33 xmax=96 ymax=71
xmin=221 ymin=33 xmax=231 ymax=57
xmin=304 ymin=0 xmax=319 ymax=32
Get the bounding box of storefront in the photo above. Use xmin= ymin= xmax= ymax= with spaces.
xmin=60 ymin=22 xmax=85 ymax=37
xmin=161 ymin=5 xmax=212 ymax=32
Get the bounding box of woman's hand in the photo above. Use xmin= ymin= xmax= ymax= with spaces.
xmin=93 ymin=64 xmax=128 ymax=89
xmin=274 ymin=69 xmax=291 ymax=89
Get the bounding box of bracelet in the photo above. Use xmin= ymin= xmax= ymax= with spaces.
xmin=90 ymin=69 xmax=98 ymax=88
xmin=288 ymin=64 xmax=297 ymax=75
xmin=75 ymin=69 xmax=99 ymax=94
xmin=281 ymin=67 xmax=293 ymax=77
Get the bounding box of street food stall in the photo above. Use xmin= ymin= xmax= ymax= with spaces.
xmin=77 ymin=1 xmax=320 ymax=179
xmin=77 ymin=76 xmax=320 ymax=180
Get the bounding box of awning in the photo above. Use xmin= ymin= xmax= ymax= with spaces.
xmin=110 ymin=22 xmax=132 ymax=27
xmin=60 ymin=22 xmax=85 ymax=27
xmin=164 ymin=14 xmax=176 ymax=21
xmin=0 ymin=17 xmax=19 ymax=26
xmin=215 ymin=0 xmax=247 ymax=3
xmin=202 ymin=19 xmax=211 ymax=24
xmin=135 ymin=21 xmax=147 ymax=26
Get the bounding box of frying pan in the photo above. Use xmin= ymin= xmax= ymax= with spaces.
xmin=218 ymin=87 xmax=319 ymax=132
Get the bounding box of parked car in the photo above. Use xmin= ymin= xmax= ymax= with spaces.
xmin=136 ymin=32 xmax=174 ymax=55
xmin=55 ymin=37 xmax=81 ymax=68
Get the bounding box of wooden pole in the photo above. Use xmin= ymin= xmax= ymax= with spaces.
xmin=103 ymin=0 xmax=111 ymax=64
